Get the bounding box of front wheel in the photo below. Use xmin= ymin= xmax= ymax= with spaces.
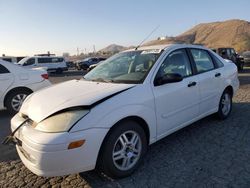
xmin=97 ymin=121 xmax=147 ymax=178
xmin=217 ymin=90 xmax=232 ymax=119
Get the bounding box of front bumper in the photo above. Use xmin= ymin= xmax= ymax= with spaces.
xmin=11 ymin=115 xmax=108 ymax=177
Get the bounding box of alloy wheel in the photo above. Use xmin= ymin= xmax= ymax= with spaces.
xmin=112 ymin=130 xmax=142 ymax=171
xmin=221 ymin=93 xmax=231 ymax=116
xmin=11 ymin=94 xmax=27 ymax=112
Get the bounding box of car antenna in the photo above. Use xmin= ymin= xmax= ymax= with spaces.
xmin=135 ymin=25 xmax=160 ymax=50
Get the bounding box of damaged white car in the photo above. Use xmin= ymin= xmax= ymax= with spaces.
xmin=5 ymin=44 xmax=239 ymax=178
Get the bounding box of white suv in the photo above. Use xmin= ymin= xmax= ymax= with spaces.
xmin=0 ymin=60 xmax=51 ymax=113
xmin=17 ymin=56 xmax=68 ymax=74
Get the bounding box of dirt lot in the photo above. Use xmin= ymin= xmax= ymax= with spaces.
xmin=0 ymin=68 xmax=250 ymax=187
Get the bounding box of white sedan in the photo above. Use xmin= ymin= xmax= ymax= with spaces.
xmin=8 ymin=44 xmax=239 ymax=178
xmin=0 ymin=60 xmax=51 ymax=113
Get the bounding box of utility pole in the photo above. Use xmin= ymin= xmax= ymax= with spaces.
xmin=93 ymin=45 xmax=96 ymax=53
xmin=77 ymin=47 xmax=79 ymax=56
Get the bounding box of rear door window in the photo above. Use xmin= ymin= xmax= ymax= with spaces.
xmin=210 ymin=53 xmax=224 ymax=68
xmin=190 ymin=49 xmax=215 ymax=73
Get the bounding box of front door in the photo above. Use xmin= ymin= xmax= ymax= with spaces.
xmin=152 ymin=49 xmax=199 ymax=139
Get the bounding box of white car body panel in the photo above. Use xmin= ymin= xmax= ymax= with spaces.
xmin=153 ymin=75 xmax=200 ymax=138
xmin=10 ymin=44 xmax=239 ymax=177
xmin=20 ymin=80 xmax=135 ymax=123
xmin=0 ymin=60 xmax=51 ymax=110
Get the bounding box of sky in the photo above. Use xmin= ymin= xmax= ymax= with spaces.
xmin=0 ymin=0 xmax=250 ymax=56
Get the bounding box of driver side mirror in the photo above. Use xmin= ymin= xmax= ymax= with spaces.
xmin=154 ymin=73 xmax=183 ymax=86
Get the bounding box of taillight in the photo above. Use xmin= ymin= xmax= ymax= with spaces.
xmin=41 ymin=74 xmax=49 ymax=79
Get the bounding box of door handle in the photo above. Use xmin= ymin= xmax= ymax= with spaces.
xmin=188 ymin=81 xmax=197 ymax=87
xmin=215 ymin=73 xmax=221 ymax=77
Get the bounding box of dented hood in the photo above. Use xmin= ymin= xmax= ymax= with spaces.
xmin=20 ymin=79 xmax=134 ymax=123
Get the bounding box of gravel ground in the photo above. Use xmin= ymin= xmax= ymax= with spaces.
xmin=0 ymin=68 xmax=250 ymax=188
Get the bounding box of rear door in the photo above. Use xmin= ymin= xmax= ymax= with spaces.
xmin=188 ymin=48 xmax=223 ymax=116
xmin=0 ymin=64 xmax=14 ymax=99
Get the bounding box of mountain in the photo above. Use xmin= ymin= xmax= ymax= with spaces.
xmin=145 ymin=19 xmax=250 ymax=52
xmin=99 ymin=44 xmax=127 ymax=53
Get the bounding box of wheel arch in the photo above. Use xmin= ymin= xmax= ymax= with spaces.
xmin=96 ymin=115 xmax=150 ymax=167
xmin=4 ymin=87 xmax=33 ymax=107
xmin=224 ymin=85 xmax=234 ymax=97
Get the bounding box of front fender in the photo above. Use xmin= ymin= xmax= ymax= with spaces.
xmin=71 ymin=104 xmax=157 ymax=144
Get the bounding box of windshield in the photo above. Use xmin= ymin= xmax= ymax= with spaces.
xmin=17 ymin=57 xmax=29 ymax=65
xmin=84 ymin=49 xmax=162 ymax=84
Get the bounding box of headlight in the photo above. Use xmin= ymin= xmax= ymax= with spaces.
xmin=34 ymin=110 xmax=89 ymax=133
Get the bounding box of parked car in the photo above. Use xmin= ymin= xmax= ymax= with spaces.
xmin=7 ymin=44 xmax=239 ymax=178
xmin=0 ymin=60 xmax=51 ymax=113
xmin=76 ymin=57 xmax=106 ymax=70
xmin=66 ymin=61 xmax=75 ymax=69
xmin=87 ymin=60 xmax=105 ymax=72
xmin=211 ymin=48 xmax=244 ymax=70
xmin=17 ymin=56 xmax=68 ymax=74
xmin=242 ymin=51 xmax=250 ymax=66
xmin=0 ymin=56 xmax=25 ymax=63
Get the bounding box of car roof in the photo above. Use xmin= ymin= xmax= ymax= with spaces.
xmin=28 ymin=56 xmax=63 ymax=58
xmin=124 ymin=43 xmax=207 ymax=52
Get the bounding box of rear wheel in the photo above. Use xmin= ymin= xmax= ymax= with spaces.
xmin=217 ymin=90 xmax=232 ymax=119
xmin=97 ymin=121 xmax=147 ymax=178
xmin=239 ymin=62 xmax=244 ymax=71
xmin=6 ymin=89 xmax=32 ymax=114
xmin=237 ymin=60 xmax=244 ymax=71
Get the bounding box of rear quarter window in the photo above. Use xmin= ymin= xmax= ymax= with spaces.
xmin=210 ymin=53 xmax=224 ymax=68
xmin=0 ymin=64 xmax=10 ymax=74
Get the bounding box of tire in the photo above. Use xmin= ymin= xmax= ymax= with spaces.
xmin=97 ymin=121 xmax=148 ymax=178
xmin=5 ymin=89 xmax=31 ymax=114
xmin=217 ymin=90 xmax=232 ymax=120
xmin=56 ymin=68 xmax=63 ymax=74
xmin=237 ymin=60 xmax=244 ymax=71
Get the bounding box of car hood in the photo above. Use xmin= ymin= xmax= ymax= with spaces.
xmin=20 ymin=79 xmax=135 ymax=123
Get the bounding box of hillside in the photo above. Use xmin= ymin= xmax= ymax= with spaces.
xmin=99 ymin=44 xmax=127 ymax=53
xmin=145 ymin=19 xmax=250 ymax=52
